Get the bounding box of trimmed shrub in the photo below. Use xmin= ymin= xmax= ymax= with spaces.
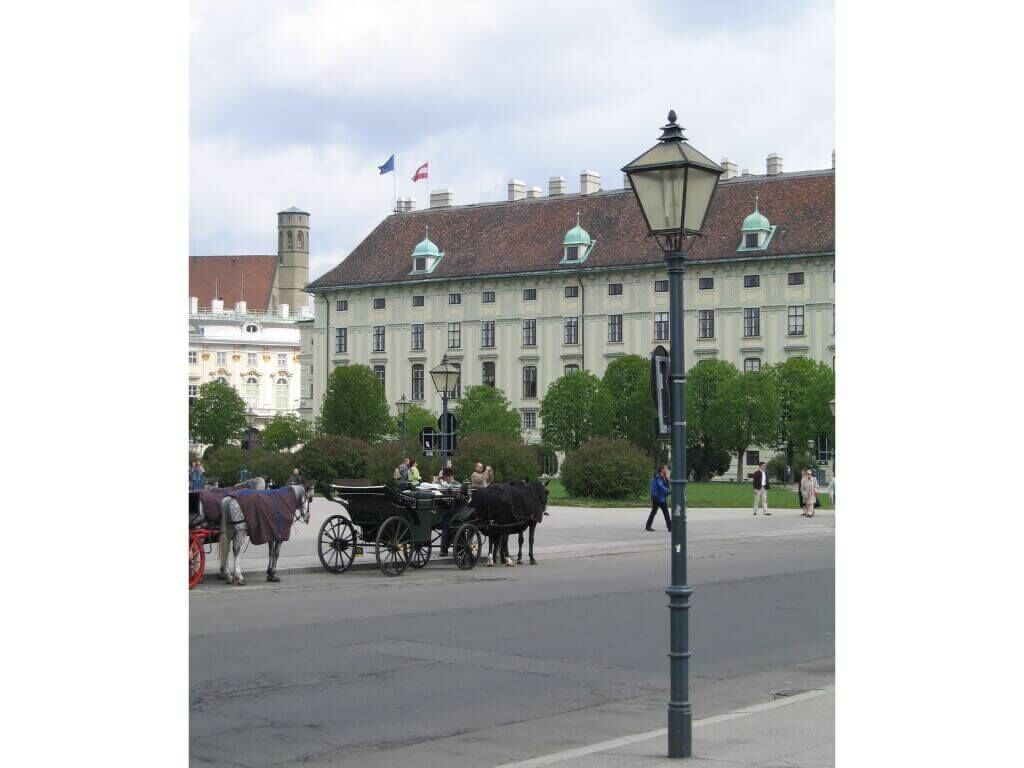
xmin=528 ymin=443 xmax=559 ymax=477
xmin=253 ymin=451 xmax=298 ymax=487
xmin=451 ymin=433 xmax=537 ymax=484
xmin=365 ymin=442 xmax=442 ymax=487
xmin=203 ymin=445 xmax=249 ymax=487
xmin=560 ymin=438 xmax=650 ymax=499
xmin=295 ymin=435 xmax=368 ymax=492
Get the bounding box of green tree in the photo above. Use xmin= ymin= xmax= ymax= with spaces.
xmin=392 ymin=404 xmax=437 ymax=451
xmin=686 ymin=359 xmax=740 ymax=480
xmin=189 ymin=380 xmax=247 ymax=448
xmin=319 ymin=364 xmax=392 ymax=443
xmin=295 ymin=435 xmax=369 ymax=492
xmin=764 ymin=358 xmax=834 ymax=462
xmin=707 ymin=371 xmax=781 ymax=481
xmin=259 ymin=413 xmax=314 ymax=452
xmin=450 ymin=433 xmax=537 ymax=484
xmin=539 ymin=370 xmax=615 ymax=452
xmin=452 ymin=385 xmax=521 ymax=441
xmin=602 ymin=355 xmax=659 ymax=458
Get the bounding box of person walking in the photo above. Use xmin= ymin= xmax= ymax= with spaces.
xmin=408 ymin=459 xmax=422 ymax=486
xmin=646 ymin=465 xmax=672 ymax=532
xmin=752 ymin=461 xmax=771 ymax=516
xmin=800 ymin=469 xmax=818 ymax=517
xmin=471 ymin=462 xmax=493 ymax=488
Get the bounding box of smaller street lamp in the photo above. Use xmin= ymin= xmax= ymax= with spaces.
xmin=396 ymin=394 xmax=412 ymax=456
xmin=429 ymin=355 xmax=461 ymax=460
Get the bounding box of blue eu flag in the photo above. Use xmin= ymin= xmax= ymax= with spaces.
xmin=378 ymin=154 xmax=395 ymax=175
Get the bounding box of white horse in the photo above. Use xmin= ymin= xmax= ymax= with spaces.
xmin=209 ymin=478 xmax=309 ymax=586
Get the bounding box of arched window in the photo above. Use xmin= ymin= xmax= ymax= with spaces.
xmin=287 ymin=230 xmax=294 ymax=249
xmin=245 ymin=376 xmax=258 ymax=408
xmin=275 ymin=377 xmax=289 ymax=410
xmin=297 ymin=231 xmax=304 ymax=249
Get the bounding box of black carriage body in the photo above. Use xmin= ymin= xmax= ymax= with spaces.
xmin=329 ymin=484 xmax=471 ymax=543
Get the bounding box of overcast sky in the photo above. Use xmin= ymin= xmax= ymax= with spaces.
xmin=190 ymin=0 xmax=834 ymax=282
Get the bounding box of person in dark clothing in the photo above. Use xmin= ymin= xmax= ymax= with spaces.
xmin=288 ymin=468 xmax=304 ymax=485
xmin=646 ymin=465 xmax=672 ymax=531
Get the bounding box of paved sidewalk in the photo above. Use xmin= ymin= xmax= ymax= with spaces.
xmin=494 ymin=689 xmax=834 ymax=767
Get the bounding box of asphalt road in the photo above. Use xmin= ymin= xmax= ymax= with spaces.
xmin=190 ymin=511 xmax=834 ymax=767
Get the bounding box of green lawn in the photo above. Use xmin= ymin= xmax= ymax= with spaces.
xmin=546 ymin=478 xmax=832 ymax=510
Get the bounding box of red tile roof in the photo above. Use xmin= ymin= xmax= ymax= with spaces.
xmin=308 ymin=170 xmax=834 ymax=290
xmin=189 ymin=255 xmax=278 ymax=311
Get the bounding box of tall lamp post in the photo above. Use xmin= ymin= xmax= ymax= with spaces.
xmin=242 ymin=409 xmax=257 ymax=481
xmin=429 ymin=355 xmax=461 ymax=461
xmin=829 ymin=398 xmax=836 ymax=476
xmin=623 ymin=110 xmax=722 ymax=759
xmin=396 ymin=394 xmax=411 ymax=456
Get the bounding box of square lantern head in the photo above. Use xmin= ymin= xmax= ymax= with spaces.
xmin=396 ymin=394 xmax=412 ymax=416
xmin=429 ymin=356 xmax=461 ymax=396
xmin=622 ymin=113 xmax=723 ymax=248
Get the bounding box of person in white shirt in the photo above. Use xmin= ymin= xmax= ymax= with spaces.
xmin=752 ymin=461 xmax=771 ymax=516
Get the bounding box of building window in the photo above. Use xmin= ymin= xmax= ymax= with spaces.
xmin=412 ymin=295 xmax=424 ymax=307
xmin=373 ymin=326 xmax=385 ymax=352
xmin=448 ymin=322 xmax=461 ymax=349
xmin=275 ymin=378 xmax=289 ymax=410
xmin=373 ymin=365 xmax=385 ymax=389
xmin=216 ymin=351 xmax=227 ymax=366
xmin=244 ymin=323 xmax=259 ymax=334
xmin=523 ymin=319 xmax=537 ymax=346
xmin=608 ymin=283 xmax=623 ymax=296
xmin=189 ymin=384 xmax=198 ymax=402
xmin=788 ymin=306 xmax=805 ymax=335
xmin=482 ymin=291 xmax=495 ymax=303
xmin=654 ymin=280 xmax=668 ymax=293
xmin=744 ymin=358 xmax=761 ymax=373
xmin=278 ymin=353 xmax=287 ymax=368
xmin=522 ymin=366 xmax=538 ymax=399
xmin=523 ymin=288 xmax=537 ymax=301
xmin=744 ymin=274 xmax=760 ymax=288
xmin=481 ymin=321 xmax=495 ymax=348
xmin=565 ymin=285 xmax=579 ymax=298
xmin=336 ymin=300 xmax=348 ymax=311
xmin=746 ymin=451 xmax=760 ymax=466
xmin=608 ymin=314 xmax=623 ymax=343
xmin=411 ymin=324 xmax=424 ymax=350
xmin=414 ymin=257 xmax=427 ymax=272
xmin=698 ymin=310 xmax=714 ymax=338
xmin=373 ymin=297 xmax=386 ymax=310
xmin=564 ymin=364 xmax=579 ymax=375
xmin=816 ymin=436 xmax=832 ymax=463
xmin=335 ymin=328 xmax=347 ymax=353
xmin=565 ymin=245 xmax=579 ymax=262
xmin=744 ymin=308 xmax=760 ymax=337
xmin=482 ymin=361 xmax=496 ymax=387
xmin=449 ymin=293 xmax=462 ymax=305
xmin=744 ymin=233 xmax=759 ymax=248
xmin=412 ymin=365 xmax=424 ymax=400
xmin=247 ymin=352 xmax=258 ymax=367
xmin=522 ymin=411 xmax=537 ymax=430
xmin=654 ymin=312 xmax=669 ymax=341
xmin=245 ymin=377 xmax=258 ymax=408
xmin=451 ymin=362 xmax=462 ymax=399
xmin=698 ymin=277 xmax=714 ymax=290
xmin=287 ymin=230 xmax=293 ymax=249
xmin=189 ymin=351 xmax=197 ymax=365
xmin=564 ymin=317 xmax=579 ymax=344
xmin=788 ymin=272 xmax=805 ymax=286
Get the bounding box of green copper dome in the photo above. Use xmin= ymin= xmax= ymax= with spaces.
xmin=412 ymin=227 xmax=440 ymax=258
xmin=741 ymin=196 xmax=770 ymax=231
xmin=562 ymin=213 xmax=592 ymax=246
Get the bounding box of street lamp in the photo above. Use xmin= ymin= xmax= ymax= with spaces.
xmin=429 ymin=355 xmax=460 ymax=461
xmin=623 ymin=110 xmax=723 ymax=759
xmin=396 ymin=394 xmax=412 ymax=456
xmin=829 ymin=399 xmax=836 ymax=476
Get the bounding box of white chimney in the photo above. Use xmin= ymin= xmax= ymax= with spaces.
xmin=211 ymin=298 xmax=225 ymax=313
xmin=741 ymin=168 xmax=751 ymax=177
xmin=549 ymin=176 xmax=566 ymax=196
xmin=767 ymin=153 xmax=783 ymax=176
xmin=235 ymin=300 xmax=247 ymax=315
xmin=430 ymin=189 xmax=454 ymax=208
xmin=526 ymin=186 xmax=542 ymax=199
xmin=189 ymin=296 xmax=198 ymax=314
xmin=279 ymin=303 xmax=290 ymax=319
xmin=832 ymin=149 xmax=836 ymax=169
xmin=720 ymin=158 xmax=738 ymax=180
xmin=580 ymin=170 xmax=601 ymax=195
xmin=406 ymin=197 xmax=416 ymax=212
xmin=508 ymin=179 xmax=526 ymax=201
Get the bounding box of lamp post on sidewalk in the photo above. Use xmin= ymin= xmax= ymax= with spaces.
xmin=429 ymin=355 xmax=461 ymax=461
xmin=623 ymin=111 xmax=723 ymax=758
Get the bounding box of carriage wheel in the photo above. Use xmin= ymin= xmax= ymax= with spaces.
xmin=376 ymin=516 xmax=411 ymax=577
xmin=189 ymin=536 xmax=205 ymax=589
xmin=318 ymin=515 xmax=357 ymax=574
xmin=453 ymin=524 xmax=482 ymax=571
xmin=409 ymin=539 xmax=432 ymax=569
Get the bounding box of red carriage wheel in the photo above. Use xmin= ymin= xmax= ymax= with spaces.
xmin=189 ymin=535 xmax=205 ymax=589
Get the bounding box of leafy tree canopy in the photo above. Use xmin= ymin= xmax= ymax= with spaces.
xmin=707 ymin=371 xmax=781 ymax=481
xmin=319 ymin=364 xmax=392 ymax=443
xmin=685 ymin=359 xmax=740 ymax=480
xmin=392 ymin=404 xmax=438 ymax=453
xmin=602 ymin=355 xmax=659 ymax=458
xmin=259 ymin=413 xmax=314 ymax=452
xmin=539 ymin=370 xmax=615 ymax=452
xmin=452 ymin=385 xmax=522 ymax=441
xmin=189 ymin=380 xmax=247 ymax=448
xmin=764 ymin=358 xmax=834 ymax=459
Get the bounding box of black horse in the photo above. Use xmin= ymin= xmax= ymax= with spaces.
xmin=468 ymin=480 xmax=549 ymax=566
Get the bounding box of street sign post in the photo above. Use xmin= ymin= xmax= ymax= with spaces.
xmin=437 ymin=414 xmax=458 ymax=457
xmin=650 ymin=344 xmax=671 ymax=439
xmin=419 ymin=426 xmax=439 ymax=456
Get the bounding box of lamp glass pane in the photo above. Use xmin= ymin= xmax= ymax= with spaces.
xmin=631 ymin=168 xmax=686 ymax=234
xmin=683 ymin=167 xmax=719 ymax=234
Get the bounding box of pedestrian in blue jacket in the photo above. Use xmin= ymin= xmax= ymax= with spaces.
xmin=646 ymin=465 xmax=672 ymax=531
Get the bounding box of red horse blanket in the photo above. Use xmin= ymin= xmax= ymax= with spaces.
xmin=227 ymin=488 xmax=299 ymax=545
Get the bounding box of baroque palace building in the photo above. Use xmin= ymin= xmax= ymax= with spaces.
xmin=301 ymin=157 xmax=834 ymax=474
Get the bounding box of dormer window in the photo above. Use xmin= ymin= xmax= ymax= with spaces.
xmin=744 ymin=233 xmax=759 ymax=248
xmin=565 ymin=245 xmax=579 ymax=262
xmin=410 ymin=225 xmax=444 ymax=274
xmin=738 ymin=194 xmax=776 ymax=252
xmin=414 ymin=257 xmax=427 ymax=271
xmin=561 ymin=212 xmax=596 ymax=264
xmin=244 ymin=323 xmax=259 ymax=334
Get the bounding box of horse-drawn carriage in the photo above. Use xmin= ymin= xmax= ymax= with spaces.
xmin=317 ymin=482 xmax=484 ymax=576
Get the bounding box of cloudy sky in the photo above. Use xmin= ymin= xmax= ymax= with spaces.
xmin=190 ymin=0 xmax=834 ymax=283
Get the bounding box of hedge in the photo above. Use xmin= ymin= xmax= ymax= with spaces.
xmin=560 ymin=438 xmax=650 ymax=499
xmin=451 ymin=433 xmax=538 ymax=485
xmin=295 ymin=435 xmax=369 ymax=492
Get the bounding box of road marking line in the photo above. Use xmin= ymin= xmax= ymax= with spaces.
xmin=491 ymin=687 xmax=832 ymax=767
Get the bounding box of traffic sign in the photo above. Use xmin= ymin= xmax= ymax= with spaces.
xmin=650 ymin=345 xmax=671 ymax=439
xmin=419 ymin=426 xmax=439 ymax=455
xmin=438 ymin=413 xmax=458 ymax=435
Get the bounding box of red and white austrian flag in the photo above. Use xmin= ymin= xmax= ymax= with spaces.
xmin=412 ymin=162 xmax=429 ymax=182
